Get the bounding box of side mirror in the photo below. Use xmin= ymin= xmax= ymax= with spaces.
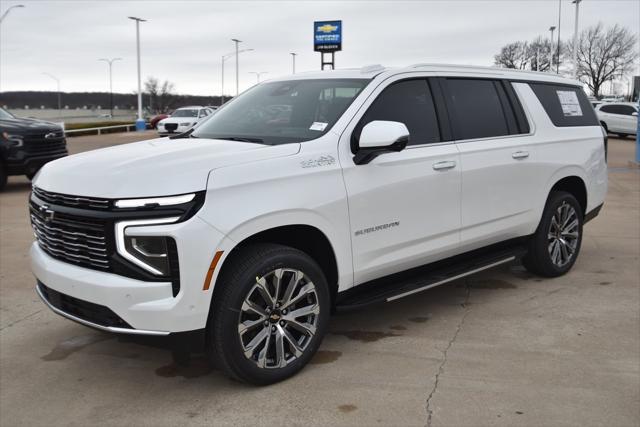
xmin=353 ymin=120 xmax=410 ymax=165
xmin=632 ymin=112 xmax=638 ymax=117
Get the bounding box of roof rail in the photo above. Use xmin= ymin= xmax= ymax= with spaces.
xmin=360 ymin=64 xmax=386 ymax=74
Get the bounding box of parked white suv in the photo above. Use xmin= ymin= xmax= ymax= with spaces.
xmin=157 ymin=106 xmax=214 ymax=136
xmin=595 ymin=102 xmax=638 ymax=138
xmin=30 ymin=64 xmax=607 ymax=384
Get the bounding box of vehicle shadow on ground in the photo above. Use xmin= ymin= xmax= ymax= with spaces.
xmin=44 ymin=264 xmax=528 ymax=385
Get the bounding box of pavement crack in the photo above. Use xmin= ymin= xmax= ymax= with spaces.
xmin=425 ymin=282 xmax=471 ymax=427
xmin=0 ymin=309 xmax=43 ymax=332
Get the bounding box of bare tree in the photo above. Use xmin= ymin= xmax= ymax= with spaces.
xmin=144 ymin=76 xmax=175 ymax=113
xmin=570 ymin=23 xmax=638 ymax=98
xmin=494 ymin=41 xmax=530 ymax=69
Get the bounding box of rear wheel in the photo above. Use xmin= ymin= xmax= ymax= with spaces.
xmin=208 ymin=243 xmax=330 ymax=385
xmin=523 ymin=191 xmax=583 ymax=277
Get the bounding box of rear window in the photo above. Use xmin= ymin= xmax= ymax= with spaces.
xmin=529 ymin=83 xmax=598 ymax=127
xmin=443 ymin=78 xmax=527 ymax=140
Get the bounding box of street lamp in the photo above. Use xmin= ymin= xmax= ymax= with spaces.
xmin=42 ymin=72 xmax=61 ymax=117
xmin=98 ymin=57 xmax=122 ymax=118
xmin=220 ymin=48 xmax=253 ymax=105
xmin=290 ymin=52 xmax=297 ymax=74
xmin=231 ymin=38 xmax=242 ymax=96
xmin=572 ymin=0 xmax=582 ymax=79
xmin=549 ymin=26 xmax=556 ymax=72
xmin=0 ymin=4 xmax=24 ymax=25
xmin=249 ymin=71 xmax=268 ymax=84
xmin=128 ymin=16 xmax=146 ymax=131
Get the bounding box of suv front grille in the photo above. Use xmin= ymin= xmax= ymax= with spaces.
xmin=30 ymin=203 xmax=110 ymax=270
xmin=33 ymin=186 xmax=111 ymax=210
xmin=23 ymin=132 xmax=67 ymax=155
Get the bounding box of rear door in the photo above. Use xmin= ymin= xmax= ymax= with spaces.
xmin=615 ymin=105 xmax=638 ymax=134
xmin=441 ymin=78 xmax=536 ymax=249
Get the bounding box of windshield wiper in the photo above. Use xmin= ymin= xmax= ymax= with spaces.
xmin=223 ymin=136 xmax=265 ymax=144
xmin=169 ymin=128 xmax=198 ymax=139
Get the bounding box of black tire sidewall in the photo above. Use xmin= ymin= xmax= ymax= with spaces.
xmin=212 ymin=245 xmax=330 ymax=385
xmin=531 ymin=192 xmax=584 ymax=276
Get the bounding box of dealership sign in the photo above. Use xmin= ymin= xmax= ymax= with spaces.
xmin=314 ymin=20 xmax=342 ymax=52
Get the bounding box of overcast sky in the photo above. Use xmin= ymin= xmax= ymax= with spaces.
xmin=0 ymin=0 xmax=638 ymax=96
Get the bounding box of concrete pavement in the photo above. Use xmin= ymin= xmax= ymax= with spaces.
xmin=0 ymin=133 xmax=638 ymax=426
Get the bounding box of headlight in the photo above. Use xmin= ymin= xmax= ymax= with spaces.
xmin=115 ymin=217 xmax=179 ymax=275
xmin=115 ymin=193 xmax=195 ymax=208
xmin=180 ymin=122 xmax=193 ymax=126
xmin=2 ymin=131 xmax=23 ymax=147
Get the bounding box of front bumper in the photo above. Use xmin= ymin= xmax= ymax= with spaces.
xmin=157 ymin=124 xmax=192 ymax=136
xmin=30 ymin=214 xmax=231 ymax=334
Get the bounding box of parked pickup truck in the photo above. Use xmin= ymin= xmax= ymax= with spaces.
xmin=0 ymin=108 xmax=67 ymax=190
xmin=30 ymin=64 xmax=607 ymax=385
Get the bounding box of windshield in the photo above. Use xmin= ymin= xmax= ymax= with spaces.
xmin=0 ymin=108 xmax=15 ymax=119
xmin=192 ymin=79 xmax=369 ymax=145
xmin=172 ymin=109 xmax=199 ymax=118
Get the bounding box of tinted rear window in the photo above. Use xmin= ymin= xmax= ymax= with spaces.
xmin=529 ymin=83 xmax=598 ymax=127
xmin=444 ymin=78 xmax=514 ymax=140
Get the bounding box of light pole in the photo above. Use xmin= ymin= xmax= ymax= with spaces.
xmin=0 ymin=4 xmax=24 ymax=25
xmin=128 ymin=16 xmax=146 ymax=131
xmin=549 ymin=26 xmax=556 ymax=72
xmin=43 ymin=72 xmax=61 ymax=117
xmin=249 ymin=71 xmax=268 ymax=84
xmin=220 ymin=48 xmax=253 ymax=106
xmin=290 ymin=52 xmax=297 ymax=74
xmin=98 ymin=57 xmax=122 ymax=118
xmin=0 ymin=4 xmax=25 ymax=92
xmin=572 ymin=0 xmax=582 ymax=79
xmin=231 ymin=38 xmax=242 ymax=96
xmin=556 ymin=0 xmax=562 ymax=73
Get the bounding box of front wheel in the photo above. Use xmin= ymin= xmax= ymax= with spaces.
xmin=523 ymin=191 xmax=583 ymax=277
xmin=208 ymin=243 xmax=330 ymax=385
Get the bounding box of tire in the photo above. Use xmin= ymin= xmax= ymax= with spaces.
xmin=617 ymin=133 xmax=628 ymax=139
xmin=208 ymin=243 xmax=330 ymax=385
xmin=0 ymin=162 xmax=7 ymax=191
xmin=523 ymin=191 xmax=583 ymax=277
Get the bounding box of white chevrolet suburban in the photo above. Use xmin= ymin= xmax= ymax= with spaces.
xmin=30 ymin=64 xmax=607 ymax=384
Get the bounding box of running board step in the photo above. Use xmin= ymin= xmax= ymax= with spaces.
xmin=336 ymin=244 xmax=527 ymax=311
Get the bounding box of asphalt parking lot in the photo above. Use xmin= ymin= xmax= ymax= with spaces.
xmin=0 ymin=133 xmax=638 ymax=426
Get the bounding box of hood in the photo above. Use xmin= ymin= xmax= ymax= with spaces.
xmin=0 ymin=117 xmax=62 ymax=134
xmin=159 ymin=116 xmax=199 ymax=125
xmin=34 ymin=137 xmax=300 ymax=198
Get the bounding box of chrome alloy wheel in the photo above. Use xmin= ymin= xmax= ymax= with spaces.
xmin=547 ymin=202 xmax=580 ymax=267
xmin=238 ymin=268 xmax=319 ymax=369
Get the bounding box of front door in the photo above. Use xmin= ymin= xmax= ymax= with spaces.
xmin=339 ymin=78 xmax=461 ymax=285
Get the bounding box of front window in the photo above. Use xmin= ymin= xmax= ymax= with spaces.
xmin=172 ymin=109 xmax=199 ymax=118
xmin=193 ymin=79 xmax=369 ymax=145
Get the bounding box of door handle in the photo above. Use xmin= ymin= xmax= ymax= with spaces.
xmin=512 ymin=151 xmax=529 ymax=160
xmin=432 ymin=160 xmax=456 ymax=171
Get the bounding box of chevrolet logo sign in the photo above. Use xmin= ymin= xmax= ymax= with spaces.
xmin=39 ymin=204 xmax=55 ymax=222
xmin=317 ymin=24 xmax=338 ymax=33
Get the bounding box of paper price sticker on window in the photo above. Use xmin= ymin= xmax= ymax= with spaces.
xmin=309 ymin=122 xmax=328 ymax=131
xmin=557 ymin=90 xmax=583 ymax=117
